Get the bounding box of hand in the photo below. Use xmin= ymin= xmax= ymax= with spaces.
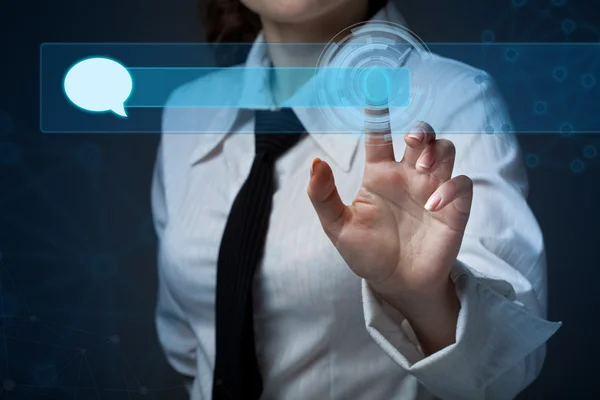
xmin=307 ymin=108 xmax=473 ymax=319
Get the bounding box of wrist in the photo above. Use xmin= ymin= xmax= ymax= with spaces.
xmin=374 ymin=277 xmax=460 ymax=355
xmin=377 ymin=276 xmax=458 ymax=321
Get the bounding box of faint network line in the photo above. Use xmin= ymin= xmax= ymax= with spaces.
xmin=36 ymin=319 xmax=82 ymax=348
xmin=564 ymin=3 xmax=600 ymax=38
xmin=2 ymin=262 xmax=33 ymax=315
xmin=74 ymin=353 xmax=84 ymax=400
xmin=20 ymin=386 xmax=63 ymax=400
xmin=0 ymin=259 xmax=173 ymax=399
xmin=34 ymin=319 xmax=112 ymax=341
xmin=0 ymin=334 xmax=81 ymax=351
xmin=476 ymin=83 xmax=518 ymax=151
xmin=117 ymin=345 xmax=134 ymax=400
xmin=118 ymin=346 xmax=141 ymax=387
xmin=84 ymin=352 xmax=102 ymax=400
xmin=34 ymin=352 xmax=82 ymax=388
xmin=22 ymin=350 xmax=80 ymax=382
xmin=519 ymin=6 xmax=559 ymax=41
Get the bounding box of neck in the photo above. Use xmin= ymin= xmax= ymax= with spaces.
xmin=261 ymin=0 xmax=375 ymax=105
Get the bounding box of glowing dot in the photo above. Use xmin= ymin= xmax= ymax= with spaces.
xmin=562 ymin=19 xmax=576 ymax=34
xmin=561 ymin=122 xmax=574 ymax=135
xmin=474 ymin=74 xmax=485 ymax=84
xmin=504 ymin=48 xmax=518 ymax=61
xmin=481 ymin=30 xmax=495 ymax=42
xmin=583 ymin=145 xmax=597 ymax=158
xmin=533 ymin=101 xmax=547 ymax=115
xmin=581 ymin=74 xmax=596 ymax=88
xmin=570 ymin=158 xmax=584 ymax=173
xmin=552 ymin=66 xmax=567 ymax=82
xmin=525 ymin=154 xmax=540 ymax=168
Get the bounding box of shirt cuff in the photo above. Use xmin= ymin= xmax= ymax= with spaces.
xmin=361 ymin=260 xmax=562 ymax=399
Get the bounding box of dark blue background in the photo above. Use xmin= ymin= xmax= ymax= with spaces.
xmin=1 ymin=0 xmax=599 ymax=398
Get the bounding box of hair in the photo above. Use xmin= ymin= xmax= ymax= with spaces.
xmin=204 ymin=0 xmax=262 ymax=43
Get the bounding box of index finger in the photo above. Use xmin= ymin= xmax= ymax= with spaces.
xmin=364 ymin=107 xmax=395 ymax=163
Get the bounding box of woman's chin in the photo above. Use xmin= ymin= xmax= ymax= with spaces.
xmin=244 ymin=0 xmax=347 ymax=25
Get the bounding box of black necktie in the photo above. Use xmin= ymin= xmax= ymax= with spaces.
xmin=212 ymin=108 xmax=306 ymax=400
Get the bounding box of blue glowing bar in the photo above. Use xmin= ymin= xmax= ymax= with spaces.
xmin=127 ymin=67 xmax=410 ymax=108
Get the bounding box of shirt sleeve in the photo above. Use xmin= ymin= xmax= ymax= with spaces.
xmin=361 ymin=72 xmax=562 ymax=400
xmin=152 ymin=139 xmax=198 ymax=379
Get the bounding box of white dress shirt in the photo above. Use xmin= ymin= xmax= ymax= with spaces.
xmin=152 ymin=3 xmax=561 ymax=399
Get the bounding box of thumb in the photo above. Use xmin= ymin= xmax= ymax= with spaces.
xmin=307 ymin=158 xmax=350 ymax=238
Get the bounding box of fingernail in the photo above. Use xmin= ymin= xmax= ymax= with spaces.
xmin=424 ymin=193 xmax=442 ymax=211
xmin=407 ymin=127 xmax=425 ymax=142
xmin=310 ymin=157 xmax=321 ymax=178
xmin=417 ymin=151 xmax=435 ymax=169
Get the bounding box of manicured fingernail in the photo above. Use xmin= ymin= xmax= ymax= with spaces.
xmin=408 ymin=127 xmax=425 ymax=142
xmin=310 ymin=157 xmax=321 ymax=178
xmin=417 ymin=151 xmax=435 ymax=169
xmin=424 ymin=193 xmax=442 ymax=211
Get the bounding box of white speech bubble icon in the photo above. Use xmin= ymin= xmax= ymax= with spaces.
xmin=63 ymin=57 xmax=132 ymax=118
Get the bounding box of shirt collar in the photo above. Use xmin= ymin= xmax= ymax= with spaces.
xmin=189 ymin=1 xmax=409 ymax=172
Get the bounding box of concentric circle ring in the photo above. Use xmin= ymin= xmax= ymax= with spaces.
xmin=314 ymin=21 xmax=438 ymax=134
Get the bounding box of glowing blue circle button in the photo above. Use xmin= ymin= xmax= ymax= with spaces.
xmin=362 ymin=69 xmax=390 ymax=107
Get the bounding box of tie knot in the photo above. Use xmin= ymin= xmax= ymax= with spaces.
xmin=254 ymin=108 xmax=306 ymax=160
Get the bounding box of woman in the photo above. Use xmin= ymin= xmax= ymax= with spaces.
xmin=152 ymin=0 xmax=561 ymax=399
